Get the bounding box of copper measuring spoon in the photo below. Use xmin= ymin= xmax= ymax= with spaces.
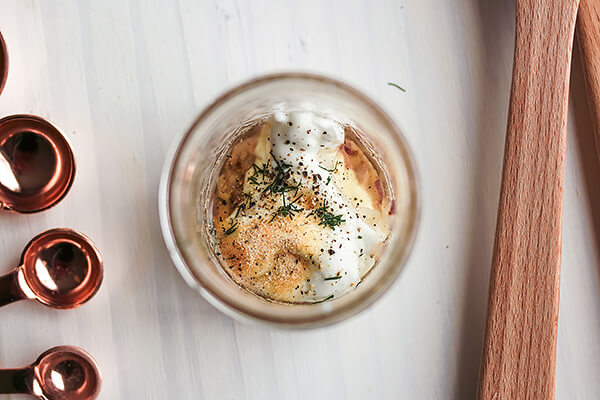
xmin=0 ymin=229 xmax=102 ymax=309
xmin=0 ymin=30 xmax=7 ymax=96
xmin=0 ymin=115 xmax=76 ymax=213
xmin=0 ymin=346 xmax=101 ymax=399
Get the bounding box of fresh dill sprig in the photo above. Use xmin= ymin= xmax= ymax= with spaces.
xmin=233 ymin=194 xmax=256 ymax=219
xmin=234 ymin=204 xmax=243 ymax=218
xmin=309 ymin=200 xmax=345 ymax=229
xmin=263 ymin=151 xmax=300 ymax=195
xmin=247 ymin=152 xmax=300 ymax=196
xmin=248 ymin=162 xmax=270 ymax=185
xmin=254 ymin=163 xmax=270 ymax=179
xmin=244 ymin=194 xmax=255 ymax=210
xmin=224 ymin=221 xmax=239 ymax=236
xmin=324 ymin=276 xmax=342 ymax=281
xmin=269 ymin=193 xmax=304 ymax=223
xmin=318 ymin=161 xmax=339 ymax=173
xmin=313 ymin=294 xmax=334 ymax=304
xmin=253 ymin=162 xmax=270 ymax=176
xmin=388 ymin=82 xmax=406 ymax=92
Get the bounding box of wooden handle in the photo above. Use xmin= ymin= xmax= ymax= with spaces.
xmin=478 ymin=1 xmax=579 ymax=399
xmin=577 ymin=0 xmax=600 ymax=161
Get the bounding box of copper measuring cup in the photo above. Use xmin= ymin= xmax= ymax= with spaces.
xmin=0 ymin=229 xmax=103 ymax=309
xmin=0 ymin=33 xmax=75 ymax=212
xmin=0 ymin=346 xmax=101 ymax=399
xmin=0 ymin=114 xmax=76 ymax=213
xmin=0 ymin=31 xmax=7 ymax=96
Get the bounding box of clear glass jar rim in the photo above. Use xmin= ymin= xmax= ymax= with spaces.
xmin=159 ymin=72 xmax=421 ymax=328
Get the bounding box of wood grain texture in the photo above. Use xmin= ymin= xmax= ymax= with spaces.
xmin=577 ymin=0 xmax=600 ymax=161
xmin=478 ymin=1 xmax=579 ymax=399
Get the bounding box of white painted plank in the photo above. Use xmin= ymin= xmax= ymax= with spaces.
xmin=0 ymin=0 xmax=597 ymax=398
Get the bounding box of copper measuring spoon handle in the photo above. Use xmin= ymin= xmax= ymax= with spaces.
xmin=0 ymin=367 xmax=33 ymax=395
xmin=0 ymin=269 xmax=27 ymax=307
xmin=0 ymin=346 xmax=101 ymax=399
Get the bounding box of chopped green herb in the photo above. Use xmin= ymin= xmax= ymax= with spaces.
xmin=269 ymin=194 xmax=304 ymax=222
xmin=224 ymin=222 xmax=239 ymax=236
xmin=248 ymin=162 xmax=270 ymax=186
xmin=388 ymin=82 xmax=406 ymax=92
xmin=324 ymin=276 xmax=342 ymax=281
xmin=318 ymin=161 xmax=339 ymax=173
xmin=234 ymin=205 xmax=243 ymax=218
xmin=358 ymin=235 xmax=363 ymax=239
xmin=234 ymin=194 xmax=256 ymax=219
xmin=252 ymin=162 xmax=270 ymax=177
xmin=313 ymin=294 xmax=334 ymax=304
xmin=309 ymin=200 xmax=345 ymax=229
xmin=326 ymin=176 xmax=331 ymax=185
xmin=263 ymin=152 xmax=300 ymax=195
xmin=244 ymin=195 xmax=255 ymax=210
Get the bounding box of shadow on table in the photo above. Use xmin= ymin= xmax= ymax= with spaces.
xmin=570 ymin=44 xmax=600 ymax=276
xmin=453 ymin=0 xmax=515 ymax=398
xmin=453 ymin=4 xmax=600 ymax=399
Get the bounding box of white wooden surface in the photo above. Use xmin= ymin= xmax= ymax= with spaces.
xmin=0 ymin=1 xmax=599 ymax=399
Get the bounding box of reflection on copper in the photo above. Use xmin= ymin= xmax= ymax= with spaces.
xmin=0 ymin=115 xmax=75 ymax=213
xmin=50 ymin=369 xmax=65 ymax=391
xmin=0 ymin=31 xmax=7 ymax=96
xmin=0 ymin=148 xmax=19 ymax=191
xmin=35 ymin=258 xmax=59 ymax=292
xmin=0 ymin=346 xmax=101 ymax=399
xmin=31 ymin=379 xmax=43 ymax=397
xmin=0 ymin=229 xmax=103 ymax=309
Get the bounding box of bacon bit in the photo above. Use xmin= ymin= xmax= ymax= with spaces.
xmin=374 ymin=179 xmax=384 ymax=202
xmin=341 ymin=143 xmax=357 ymax=155
xmin=389 ymin=199 xmax=396 ymax=215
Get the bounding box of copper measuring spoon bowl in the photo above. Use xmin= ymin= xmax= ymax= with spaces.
xmin=0 ymin=31 xmax=7 ymax=96
xmin=0 ymin=346 xmax=101 ymax=399
xmin=0 ymin=229 xmax=103 ymax=309
xmin=0 ymin=115 xmax=76 ymax=213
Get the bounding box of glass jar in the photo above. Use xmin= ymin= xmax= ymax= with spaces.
xmin=159 ymin=73 xmax=419 ymax=328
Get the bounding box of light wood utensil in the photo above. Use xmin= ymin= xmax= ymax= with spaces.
xmin=478 ymin=1 xmax=579 ymax=399
xmin=577 ymin=0 xmax=600 ymax=160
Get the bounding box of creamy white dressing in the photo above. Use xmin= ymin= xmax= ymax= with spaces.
xmin=235 ymin=111 xmax=387 ymax=301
